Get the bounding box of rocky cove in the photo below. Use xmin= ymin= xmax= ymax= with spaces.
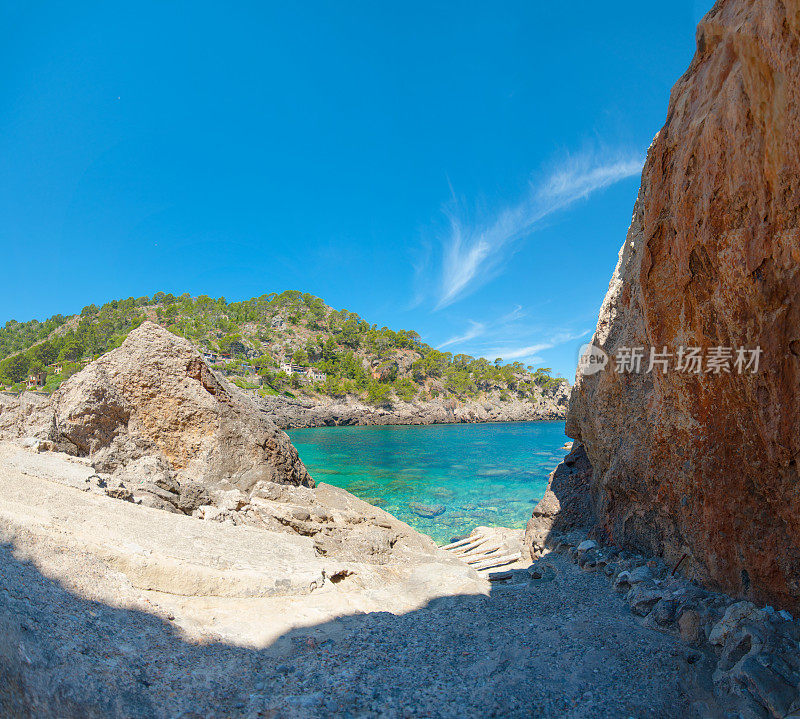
xmin=0 ymin=322 xmax=703 ymax=717
xmin=287 ymin=421 xmax=569 ymax=544
xmin=2 ymin=0 xmax=800 ymax=717
xmin=0 ymin=317 xmax=797 ymax=717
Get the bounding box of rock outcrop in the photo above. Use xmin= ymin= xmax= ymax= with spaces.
xmin=0 ymin=321 xmax=453 ymax=567
xmin=522 ymin=444 xmax=595 ymax=560
xmin=528 ymin=0 xmax=800 ymax=611
xmin=0 ymin=440 xmax=485 ymax=656
xmin=50 ymin=321 xmax=312 ymax=491
xmin=258 ymin=383 xmax=569 ymax=429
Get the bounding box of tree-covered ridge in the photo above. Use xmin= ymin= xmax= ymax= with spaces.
xmin=0 ymin=315 xmax=69 ymax=359
xmin=0 ymin=290 xmax=567 ymax=403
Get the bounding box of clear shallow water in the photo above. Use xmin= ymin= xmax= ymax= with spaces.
xmin=288 ymin=421 xmax=567 ymax=544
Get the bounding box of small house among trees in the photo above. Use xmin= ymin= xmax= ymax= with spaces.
xmin=279 ymin=361 xmax=326 ymax=383
xmin=26 ymin=371 xmax=46 ymax=389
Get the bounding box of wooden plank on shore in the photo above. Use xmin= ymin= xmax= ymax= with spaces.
xmin=452 ymin=536 xmax=492 ymax=555
xmin=441 ymin=536 xmax=478 ymax=551
xmin=463 ymin=547 xmax=503 ymax=564
xmin=461 ymin=543 xmax=501 ymax=559
xmin=488 ymin=570 xmax=513 ymax=582
xmin=473 ymin=553 xmax=521 ymax=571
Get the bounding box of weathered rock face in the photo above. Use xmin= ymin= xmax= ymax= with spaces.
xmin=258 ymin=382 xmax=569 ymax=429
xmin=561 ymin=0 xmax=800 ymax=610
xmin=51 ymin=321 xmax=312 ymax=491
xmin=522 ymin=444 xmax=595 ymax=560
xmin=0 ymin=392 xmax=52 ymax=441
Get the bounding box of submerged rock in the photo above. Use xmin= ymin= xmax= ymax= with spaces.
xmin=409 ymin=502 xmax=446 ymax=518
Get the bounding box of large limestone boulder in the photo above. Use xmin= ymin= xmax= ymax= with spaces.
xmin=51 ymin=321 xmax=312 ymax=491
xmin=541 ymin=0 xmax=800 ymax=610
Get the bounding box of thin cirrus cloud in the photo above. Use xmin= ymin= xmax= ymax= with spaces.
xmin=436 ymin=305 xmax=524 ymax=352
xmin=433 ymin=151 xmax=644 ymax=309
xmin=436 ymin=304 xmax=591 ymax=364
xmin=482 ymin=329 xmax=591 ymax=362
xmin=437 ymin=320 xmax=486 ymax=349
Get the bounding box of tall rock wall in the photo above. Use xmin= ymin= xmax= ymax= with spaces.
xmin=563 ymin=0 xmax=800 ymax=610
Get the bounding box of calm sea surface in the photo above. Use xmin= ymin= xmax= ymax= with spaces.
xmin=288 ymin=421 xmax=567 ymax=544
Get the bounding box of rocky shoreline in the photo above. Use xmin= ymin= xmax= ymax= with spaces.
xmin=256 ymin=384 xmax=569 ymax=430
xmin=527 ymin=532 xmax=800 ymax=718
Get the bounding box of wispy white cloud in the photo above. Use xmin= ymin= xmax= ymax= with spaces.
xmin=497 ymin=304 xmax=525 ymax=324
xmin=487 ymin=342 xmax=554 ymax=360
xmin=485 ymin=335 xmax=579 ymax=361
xmin=438 ymin=320 xmax=486 ymax=349
xmin=406 ymin=240 xmax=432 ymax=310
xmin=540 ymin=156 xmax=644 ymax=204
xmin=434 ymin=304 xmax=592 ymax=366
xmin=434 ymin=150 xmax=644 ymax=309
xmin=436 ymin=305 xmax=528 ymax=353
xmin=482 ymin=329 xmax=591 ymax=362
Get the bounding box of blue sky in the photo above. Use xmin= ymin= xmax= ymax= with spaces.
xmin=0 ymin=1 xmax=714 ymax=378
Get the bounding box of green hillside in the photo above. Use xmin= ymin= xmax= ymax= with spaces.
xmin=0 ymin=290 xmax=566 ymax=403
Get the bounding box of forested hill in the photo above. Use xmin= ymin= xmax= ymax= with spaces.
xmin=0 ymin=290 xmax=567 ymax=404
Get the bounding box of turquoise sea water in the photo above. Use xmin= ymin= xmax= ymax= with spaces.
xmin=288 ymin=421 xmax=567 ymax=544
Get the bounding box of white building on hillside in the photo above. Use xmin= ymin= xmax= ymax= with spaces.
xmin=279 ymin=362 xmax=326 ymax=383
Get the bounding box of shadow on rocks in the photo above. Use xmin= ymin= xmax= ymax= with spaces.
xmin=0 ymin=538 xmax=703 ymax=719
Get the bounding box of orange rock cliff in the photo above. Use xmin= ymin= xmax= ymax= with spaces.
xmin=535 ymin=0 xmax=800 ymax=611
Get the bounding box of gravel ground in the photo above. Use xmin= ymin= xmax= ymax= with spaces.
xmin=1 ymin=542 xmax=709 ymax=718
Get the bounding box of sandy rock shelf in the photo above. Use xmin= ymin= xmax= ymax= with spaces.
xmin=0 ymin=441 xmax=486 ymax=643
